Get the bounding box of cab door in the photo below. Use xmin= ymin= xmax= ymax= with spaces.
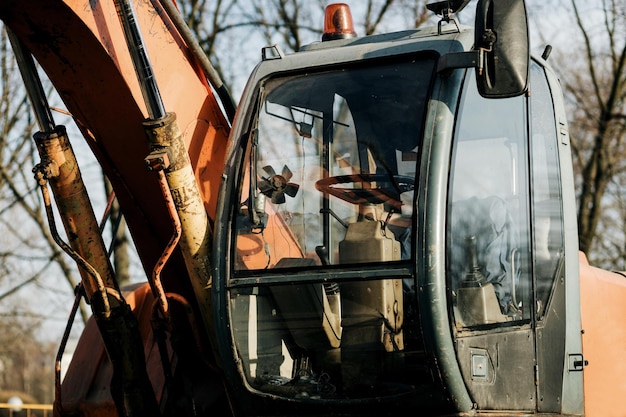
xmin=446 ymin=61 xmax=565 ymax=412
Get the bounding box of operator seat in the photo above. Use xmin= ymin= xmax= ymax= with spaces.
xmin=338 ymin=216 xmax=403 ymax=389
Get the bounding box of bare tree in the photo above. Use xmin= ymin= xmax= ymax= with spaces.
xmin=177 ymin=0 xmax=250 ymax=95
xmin=0 ymin=308 xmax=56 ymax=403
xmin=558 ymin=0 xmax=626 ymax=266
xmin=176 ymin=0 xmax=433 ymax=98
xmin=0 ymin=27 xmax=91 ymax=322
xmin=102 ymin=176 xmax=131 ymax=287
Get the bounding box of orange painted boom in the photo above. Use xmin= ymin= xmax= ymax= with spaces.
xmin=0 ymin=0 xmax=231 ymax=285
xmin=0 ymin=2 xmax=233 ymax=414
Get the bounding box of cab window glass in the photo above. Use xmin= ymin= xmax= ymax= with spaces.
xmin=529 ymin=61 xmax=564 ymax=318
xmin=448 ymin=69 xmax=532 ymax=327
xmin=234 ymin=59 xmax=433 ymax=271
xmin=228 ymin=57 xmax=436 ymax=400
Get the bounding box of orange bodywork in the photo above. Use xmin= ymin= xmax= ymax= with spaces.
xmin=237 ymin=208 xmax=307 ymax=270
xmin=579 ymin=252 xmax=626 ymax=416
xmin=0 ymin=1 xmax=232 ymax=415
xmin=0 ymin=0 xmax=230 ymax=281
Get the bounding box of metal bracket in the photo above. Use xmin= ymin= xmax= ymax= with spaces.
xmin=145 ymin=147 xmax=172 ymax=171
xmin=262 ymin=44 xmax=285 ymax=61
xmin=437 ymin=51 xmax=480 ymax=73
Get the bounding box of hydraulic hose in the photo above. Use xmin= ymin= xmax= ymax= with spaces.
xmin=158 ymin=0 xmax=237 ymax=123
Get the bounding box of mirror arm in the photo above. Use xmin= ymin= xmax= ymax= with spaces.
xmin=436 ymin=51 xmax=480 ymax=73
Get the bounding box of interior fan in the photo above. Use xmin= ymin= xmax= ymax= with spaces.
xmin=258 ymin=165 xmax=300 ymax=204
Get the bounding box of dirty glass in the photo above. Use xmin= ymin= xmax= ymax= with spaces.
xmin=230 ymin=56 xmax=435 ymax=400
xmin=447 ymin=69 xmax=532 ymax=327
xmin=529 ymin=61 xmax=564 ymax=319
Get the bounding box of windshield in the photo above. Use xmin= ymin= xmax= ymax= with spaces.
xmin=236 ymin=57 xmax=434 ymax=270
xmin=230 ymin=56 xmax=436 ymax=400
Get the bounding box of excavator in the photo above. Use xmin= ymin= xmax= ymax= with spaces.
xmin=0 ymin=0 xmax=624 ymax=416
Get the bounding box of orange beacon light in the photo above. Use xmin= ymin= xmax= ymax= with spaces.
xmin=322 ymin=3 xmax=357 ymax=41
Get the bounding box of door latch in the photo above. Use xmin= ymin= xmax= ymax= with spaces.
xmin=568 ymin=353 xmax=588 ymax=371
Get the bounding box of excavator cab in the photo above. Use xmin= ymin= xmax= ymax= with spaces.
xmin=214 ymin=1 xmax=583 ymax=416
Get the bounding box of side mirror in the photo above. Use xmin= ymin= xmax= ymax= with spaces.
xmin=474 ymin=0 xmax=529 ymax=98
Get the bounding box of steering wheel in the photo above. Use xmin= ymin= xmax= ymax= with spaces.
xmin=315 ymin=173 xmax=414 ymax=210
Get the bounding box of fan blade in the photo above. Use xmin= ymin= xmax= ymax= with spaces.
xmin=258 ymin=165 xmax=298 ymax=204
xmin=262 ymin=165 xmax=277 ymax=177
xmin=284 ymin=183 xmax=299 ymax=198
xmin=271 ymin=191 xmax=286 ymax=204
xmin=258 ymin=179 xmax=274 ymax=195
xmin=281 ymin=165 xmax=293 ymax=182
